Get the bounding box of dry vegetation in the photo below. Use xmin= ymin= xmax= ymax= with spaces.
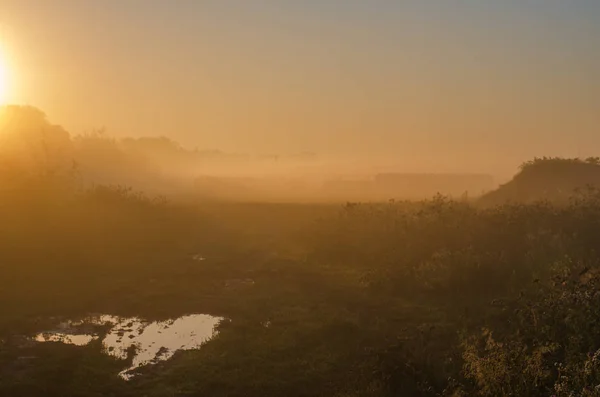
xmin=2 ymin=106 xmax=600 ymax=396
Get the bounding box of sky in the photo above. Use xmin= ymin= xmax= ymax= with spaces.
xmin=0 ymin=0 xmax=599 ymax=175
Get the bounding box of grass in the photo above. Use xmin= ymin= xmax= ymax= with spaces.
xmin=3 ymin=178 xmax=600 ymax=396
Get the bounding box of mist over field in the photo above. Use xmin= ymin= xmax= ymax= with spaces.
xmin=0 ymin=105 xmax=500 ymax=203
xmin=4 ymin=103 xmax=600 ymax=397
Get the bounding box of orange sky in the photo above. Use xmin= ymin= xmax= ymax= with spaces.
xmin=1 ymin=1 xmax=599 ymax=176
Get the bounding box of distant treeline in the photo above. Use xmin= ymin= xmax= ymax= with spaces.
xmin=5 ymin=105 xmax=600 ymax=204
xmin=0 ymin=105 xmax=318 ymax=196
xmin=0 ymin=105 xmax=497 ymax=202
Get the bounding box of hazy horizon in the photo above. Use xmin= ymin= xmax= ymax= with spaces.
xmin=1 ymin=1 xmax=599 ymax=177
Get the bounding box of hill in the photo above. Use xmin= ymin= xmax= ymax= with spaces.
xmin=480 ymin=157 xmax=600 ymax=205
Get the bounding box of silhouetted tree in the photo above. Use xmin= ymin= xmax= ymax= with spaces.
xmin=0 ymin=105 xmax=74 ymax=182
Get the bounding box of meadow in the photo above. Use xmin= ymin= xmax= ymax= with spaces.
xmin=2 ymin=107 xmax=600 ymax=396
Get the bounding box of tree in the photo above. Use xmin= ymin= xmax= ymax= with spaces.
xmin=0 ymin=105 xmax=73 ymax=177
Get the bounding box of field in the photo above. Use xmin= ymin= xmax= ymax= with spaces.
xmin=2 ymin=109 xmax=600 ymax=396
xmin=3 ymin=179 xmax=600 ymax=396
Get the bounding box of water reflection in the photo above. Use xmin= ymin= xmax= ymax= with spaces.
xmin=35 ymin=333 xmax=97 ymax=346
xmin=34 ymin=313 xmax=224 ymax=379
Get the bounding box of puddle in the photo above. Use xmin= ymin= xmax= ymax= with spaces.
xmin=34 ymin=314 xmax=224 ymax=379
xmin=35 ymin=333 xmax=98 ymax=346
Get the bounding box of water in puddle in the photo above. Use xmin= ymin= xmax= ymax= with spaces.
xmin=35 ymin=333 xmax=97 ymax=346
xmin=34 ymin=314 xmax=223 ymax=379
